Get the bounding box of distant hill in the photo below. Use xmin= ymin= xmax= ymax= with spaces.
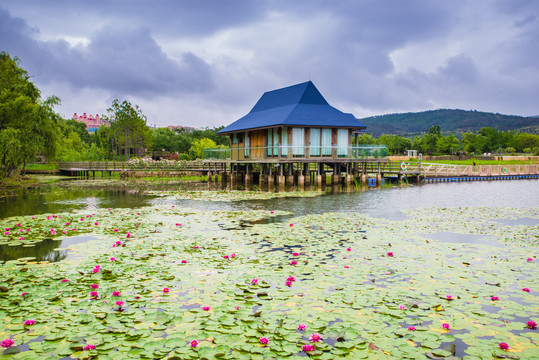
xmin=359 ymin=109 xmax=539 ymax=137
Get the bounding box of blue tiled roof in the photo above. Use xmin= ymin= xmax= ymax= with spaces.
xmin=218 ymin=81 xmax=366 ymax=134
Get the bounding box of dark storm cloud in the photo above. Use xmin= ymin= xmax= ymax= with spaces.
xmin=0 ymin=7 xmax=213 ymax=97
xmin=1 ymin=0 xmax=538 ymax=124
xmin=2 ymin=0 xmax=266 ymax=38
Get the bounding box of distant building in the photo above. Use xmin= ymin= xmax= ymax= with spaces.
xmin=72 ymin=113 xmax=105 ymax=133
xmin=168 ymin=125 xmax=195 ymax=131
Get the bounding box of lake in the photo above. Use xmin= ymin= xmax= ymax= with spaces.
xmin=0 ymin=177 xmax=537 ymax=359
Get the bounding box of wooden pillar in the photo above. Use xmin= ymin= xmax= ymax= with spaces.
xmin=286 ymin=164 xmax=295 ymax=191
xmin=245 ymin=164 xmax=252 ymax=190
xmin=303 ymin=163 xmax=310 ymax=187
xmin=298 ymin=163 xmax=305 ymax=191
xmin=220 ymin=171 xmax=227 ymax=189
xmin=268 ymin=165 xmax=275 ymax=192
xmin=278 ymin=164 xmax=286 ymax=191
xmin=376 ymin=173 xmax=382 ymax=187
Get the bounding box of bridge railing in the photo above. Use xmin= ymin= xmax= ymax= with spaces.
xmin=57 ymin=160 xmax=208 ymax=171
xmin=421 ymin=163 xmax=539 ymax=177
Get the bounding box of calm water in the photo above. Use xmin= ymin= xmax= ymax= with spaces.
xmin=0 ymin=178 xmax=537 ymax=262
xmin=1 ymin=178 xmax=538 ymax=219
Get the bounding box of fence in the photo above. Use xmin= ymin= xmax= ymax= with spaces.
xmin=202 ymin=145 xmax=389 ymax=161
xmin=421 ymin=163 xmax=539 ymax=177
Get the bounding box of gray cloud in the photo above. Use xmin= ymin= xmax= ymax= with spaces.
xmin=1 ymin=0 xmax=538 ymax=125
xmin=0 ymin=8 xmax=214 ymax=97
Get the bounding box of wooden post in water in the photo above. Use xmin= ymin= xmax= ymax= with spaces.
xmin=268 ymin=165 xmax=275 ymax=192
xmin=278 ymin=164 xmax=285 ymax=192
xmin=286 ymin=164 xmax=295 ymax=191
xmin=304 ymin=163 xmax=310 ymax=187
xmin=245 ymin=164 xmax=252 ymax=191
xmin=298 ymin=163 xmax=305 ymax=191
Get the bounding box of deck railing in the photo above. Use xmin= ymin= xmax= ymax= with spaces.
xmin=202 ymin=145 xmax=389 ymax=161
xmin=420 ymin=163 xmax=539 ymax=177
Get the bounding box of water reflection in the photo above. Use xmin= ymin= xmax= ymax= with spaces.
xmin=0 ymin=235 xmax=100 ymax=262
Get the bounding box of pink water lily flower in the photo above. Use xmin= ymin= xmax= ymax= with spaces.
xmin=302 ymin=344 xmax=315 ymax=351
xmin=61 ymin=279 xmax=69 ymax=282
xmin=190 ymin=340 xmax=198 ymax=348
xmin=181 ymin=260 xmax=187 ymax=263
xmin=90 ymin=284 xmax=99 ymax=289
xmin=498 ymin=342 xmax=509 ymax=350
xmin=223 ymin=255 xmax=230 ymax=259
xmin=110 ymin=257 xmax=116 ymax=261
xmin=1 ymin=338 xmax=14 ymax=348
xmin=292 ymin=252 xmax=299 ymax=256
xmin=21 ymin=292 xmax=27 ymax=297
xmin=442 ymin=323 xmax=450 ymax=330
xmin=408 ymin=326 xmax=416 ymax=331
xmin=231 ymin=253 xmax=236 ymax=258
xmin=84 ymin=344 xmax=96 ymax=351
xmin=399 ymin=305 xmax=407 ymax=310
xmin=387 ymin=252 xmax=394 ymax=257
xmin=175 ymin=223 xmax=182 ymax=226
xmin=446 ymin=295 xmax=453 ymax=300
xmin=94 ymin=222 xmax=98 ymax=225
xmin=24 ymin=319 xmax=36 ymax=325
xmin=290 ymin=260 xmax=298 ymax=265
xmin=3 ymin=231 xmax=9 ymax=235
xmin=18 ymin=237 xmax=24 ymax=240
xmin=287 ymin=276 xmax=296 ymax=282
xmin=259 ymin=337 xmax=269 ymax=345
xmin=193 ymin=246 xmax=199 ymax=249
xmin=344 ymin=265 xmax=349 ymax=268
xmin=163 ymin=288 xmax=170 ymax=293
xmin=522 ymin=288 xmax=531 ymax=292
xmin=90 ymin=291 xmax=99 ymax=298
xmin=527 ymin=258 xmax=534 ymax=262
xmin=285 ymin=281 xmax=293 ymax=287
xmin=202 ymin=306 xmax=210 ymax=311
xmin=126 ymin=232 xmax=131 ymax=238
xmin=115 ymin=301 xmax=124 ymax=307
xmin=491 ymin=296 xmax=499 ymax=301
xmin=251 ymin=278 xmax=258 ymax=285
xmin=527 ymin=320 xmax=537 ymax=330
xmin=297 ymin=324 xmax=307 ymax=331
xmin=113 ymin=229 xmax=119 ymax=232
xmin=112 ymin=291 xmax=121 ymax=296
xmin=346 ymin=248 xmax=351 ymax=251
xmin=309 ymin=333 xmax=322 ymax=342
xmin=289 ymin=224 xmax=293 ymax=227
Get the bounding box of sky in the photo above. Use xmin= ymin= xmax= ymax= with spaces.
xmin=1 ymin=0 xmax=538 ymax=128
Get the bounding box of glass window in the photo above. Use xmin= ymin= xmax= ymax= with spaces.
xmin=322 ymin=128 xmax=332 ymax=156
xmin=292 ymin=128 xmax=305 ymax=156
xmin=337 ymin=129 xmax=348 ymax=157
xmin=310 ymin=128 xmax=321 ymax=156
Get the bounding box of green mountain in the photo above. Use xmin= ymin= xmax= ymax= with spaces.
xmin=359 ymin=109 xmax=539 ymax=137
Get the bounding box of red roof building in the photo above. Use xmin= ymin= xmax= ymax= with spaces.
xmin=72 ymin=113 xmax=105 ymax=132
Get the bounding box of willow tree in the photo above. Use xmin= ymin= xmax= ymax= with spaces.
xmin=106 ymin=99 xmax=152 ymax=161
xmin=0 ymin=52 xmax=61 ymax=177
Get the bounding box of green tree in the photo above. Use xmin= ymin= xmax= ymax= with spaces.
xmin=151 ymin=127 xmax=179 ymax=153
xmin=512 ymin=133 xmax=539 ymax=152
xmin=106 ymin=99 xmax=152 ymax=160
xmin=435 ymin=135 xmax=461 ymax=155
xmin=377 ymin=134 xmax=411 ymax=155
xmin=189 ymin=138 xmax=218 ymax=159
xmin=0 ymin=52 xmax=61 ymax=176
